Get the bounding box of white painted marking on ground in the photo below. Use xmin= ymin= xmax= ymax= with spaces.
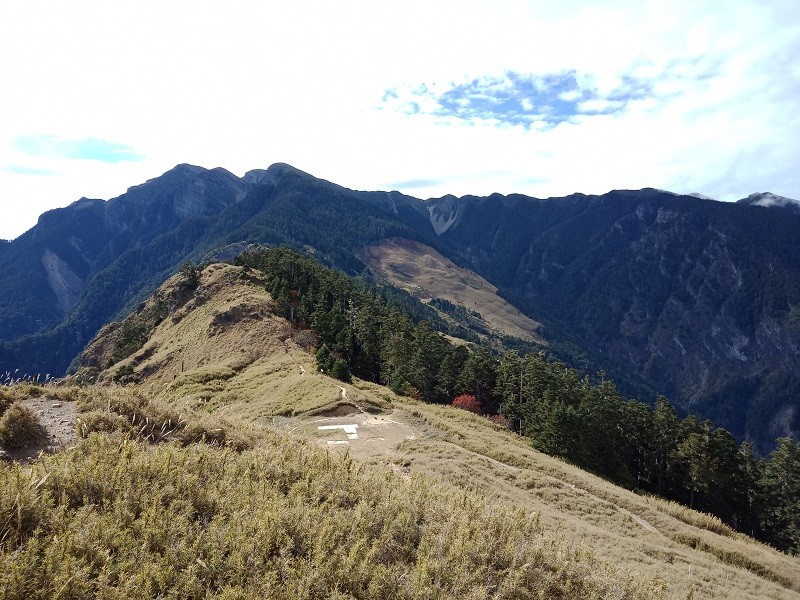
xmin=327 ymin=440 xmax=349 ymax=445
xmin=318 ymin=424 xmax=359 ymax=439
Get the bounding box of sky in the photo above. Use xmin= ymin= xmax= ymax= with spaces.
xmin=1 ymin=1 xmax=799 ymax=240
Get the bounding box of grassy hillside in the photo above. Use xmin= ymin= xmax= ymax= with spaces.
xmin=1 ymin=384 xmax=672 ymax=600
xmin=50 ymin=261 xmax=800 ymax=599
xmin=358 ymin=237 xmax=544 ymax=344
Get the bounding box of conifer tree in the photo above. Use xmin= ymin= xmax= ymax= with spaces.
xmin=761 ymin=437 xmax=800 ymax=553
xmin=316 ymin=344 xmax=333 ymax=374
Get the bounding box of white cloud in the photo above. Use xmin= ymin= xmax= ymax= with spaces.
xmin=558 ymin=90 xmax=582 ymax=102
xmin=0 ymin=0 xmax=798 ymax=239
xmin=576 ymin=99 xmax=625 ymax=114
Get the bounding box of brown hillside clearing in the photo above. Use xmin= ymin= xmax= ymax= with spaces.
xmin=359 ymin=238 xmax=545 ymax=344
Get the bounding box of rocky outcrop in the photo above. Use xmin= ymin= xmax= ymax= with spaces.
xmin=40 ymin=249 xmax=83 ymax=315
xmin=427 ymin=195 xmax=462 ymax=235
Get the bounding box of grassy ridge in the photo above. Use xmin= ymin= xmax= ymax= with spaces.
xmin=0 ymin=390 xmax=662 ymax=600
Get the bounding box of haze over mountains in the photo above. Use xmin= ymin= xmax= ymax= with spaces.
xmin=1 ymin=163 xmax=799 ymax=453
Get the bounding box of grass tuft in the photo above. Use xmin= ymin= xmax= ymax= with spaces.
xmin=77 ymin=387 xmax=254 ymax=452
xmin=670 ymin=533 xmax=789 ymax=586
xmin=644 ymin=495 xmax=735 ymax=537
xmin=0 ymin=403 xmax=44 ymax=450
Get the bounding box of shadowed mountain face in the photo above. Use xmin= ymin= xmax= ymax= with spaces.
xmin=0 ymin=163 xmax=434 ymax=378
xmin=427 ymin=189 xmax=800 ymax=452
xmin=0 ymin=164 xmax=247 ymax=341
xmin=1 ymin=164 xmax=799 ymax=452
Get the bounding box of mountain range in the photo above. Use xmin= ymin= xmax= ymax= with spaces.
xmin=1 ymin=163 xmax=799 ymax=453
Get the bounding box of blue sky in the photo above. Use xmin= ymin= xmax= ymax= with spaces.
xmin=0 ymin=0 xmax=798 ymax=239
xmin=384 ymin=70 xmax=653 ymax=128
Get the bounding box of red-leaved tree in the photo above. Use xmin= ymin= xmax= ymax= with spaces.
xmin=452 ymin=394 xmax=482 ymax=414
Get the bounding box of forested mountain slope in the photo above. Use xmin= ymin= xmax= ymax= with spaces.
xmin=0 ymin=164 xmax=435 ymax=377
xmin=2 ymin=163 xmax=800 ymax=453
xmin=428 ymin=189 xmax=800 ymax=453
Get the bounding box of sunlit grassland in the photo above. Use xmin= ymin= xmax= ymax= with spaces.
xmin=383 ymin=399 xmax=800 ymax=598
xmin=0 ymin=386 xmax=664 ymax=600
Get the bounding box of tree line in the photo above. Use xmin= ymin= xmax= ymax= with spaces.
xmin=234 ymin=247 xmax=799 ymax=554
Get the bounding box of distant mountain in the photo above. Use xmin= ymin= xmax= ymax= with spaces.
xmin=0 ymin=163 xmax=433 ymax=377
xmin=1 ymin=164 xmax=799 ymax=452
xmin=0 ymin=164 xmax=247 ymax=341
xmin=737 ymin=192 xmax=800 ymax=215
xmin=426 ymin=188 xmax=800 ymax=453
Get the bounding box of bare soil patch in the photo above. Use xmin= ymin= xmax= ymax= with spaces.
xmin=315 ymin=403 xmax=361 ymax=417
xmin=0 ymin=397 xmax=78 ymax=463
xmin=286 ymin=410 xmax=417 ymax=462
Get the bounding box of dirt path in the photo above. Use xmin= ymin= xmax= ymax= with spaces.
xmin=617 ymin=506 xmax=662 ymax=535
xmin=1 ymin=397 xmax=78 ymax=463
xmin=447 ymin=442 xmax=521 ymax=473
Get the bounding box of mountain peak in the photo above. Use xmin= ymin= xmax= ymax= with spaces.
xmin=243 ymin=163 xmax=313 ymax=186
xmin=170 ymin=163 xmax=207 ymax=175
xmin=738 ymin=192 xmax=800 ymax=213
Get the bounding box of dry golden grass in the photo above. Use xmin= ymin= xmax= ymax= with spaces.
xmin=0 ymin=389 xmax=666 ymax=600
xmin=642 ymin=495 xmax=736 ymax=537
xmin=359 ymin=238 xmax=545 ymax=343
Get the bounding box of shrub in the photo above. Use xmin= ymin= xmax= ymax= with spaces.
xmin=452 ymin=393 xmax=481 ymax=414
xmin=400 ymin=382 xmax=422 ymax=401
xmin=488 ymin=414 xmax=511 ymax=428
xmin=293 ymin=328 xmax=318 ymax=351
xmin=112 ymin=364 xmax=139 ymax=384
xmin=180 ymin=262 xmax=201 ymax=289
xmin=0 ymin=403 xmax=43 ymax=450
xmin=77 ymin=412 xmax=136 ymax=438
